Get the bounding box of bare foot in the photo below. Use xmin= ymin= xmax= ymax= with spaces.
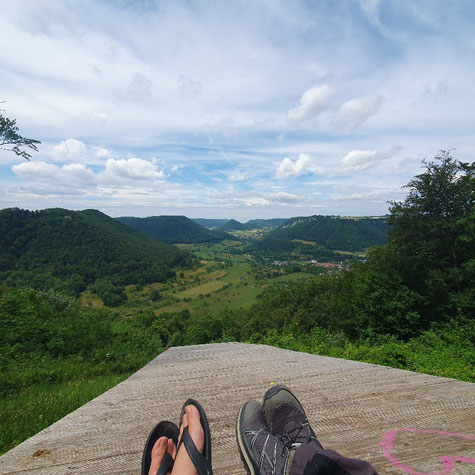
xmin=171 ymin=405 xmax=205 ymax=475
xmin=149 ymin=436 xmax=175 ymax=475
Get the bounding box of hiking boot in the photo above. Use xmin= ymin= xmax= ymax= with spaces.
xmin=263 ymin=385 xmax=322 ymax=451
xmin=237 ymin=400 xmax=294 ymax=475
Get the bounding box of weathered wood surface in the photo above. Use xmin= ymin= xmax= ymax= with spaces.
xmin=1 ymin=342 xmax=474 ymax=474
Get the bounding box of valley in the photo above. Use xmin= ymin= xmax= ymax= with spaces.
xmin=80 ymin=235 xmax=341 ymax=318
xmin=1 ymin=155 xmax=473 ymax=457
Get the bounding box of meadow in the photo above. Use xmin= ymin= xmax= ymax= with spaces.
xmin=80 ymin=241 xmax=318 ymax=317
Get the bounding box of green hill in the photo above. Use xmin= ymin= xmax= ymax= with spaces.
xmin=218 ymin=219 xmax=246 ymax=231
xmin=192 ymin=218 xmax=229 ymax=228
xmin=244 ymin=218 xmax=289 ymax=229
xmin=117 ymin=215 xmax=235 ymax=243
xmin=192 ymin=218 xmax=288 ymax=230
xmin=0 ymin=208 xmax=191 ymax=303
xmin=262 ymin=215 xmax=388 ymax=252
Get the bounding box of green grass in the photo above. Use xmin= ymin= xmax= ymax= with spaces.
xmin=334 ymin=249 xmax=367 ymax=257
xmin=254 ymin=325 xmax=474 ymax=383
xmin=0 ymin=373 xmax=130 ymax=455
xmin=157 ymin=263 xmax=259 ymax=314
xmin=83 ymin=248 xmax=320 ymax=317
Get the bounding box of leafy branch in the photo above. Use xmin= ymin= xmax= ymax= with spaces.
xmin=0 ymin=106 xmax=41 ymax=160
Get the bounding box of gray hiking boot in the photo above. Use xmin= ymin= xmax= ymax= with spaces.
xmin=237 ymin=400 xmax=294 ymax=475
xmin=263 ymin=385 xmax=322 ymax=451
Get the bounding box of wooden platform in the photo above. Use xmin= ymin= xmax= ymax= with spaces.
xmin=0 ymin=342 xmax=474 ymax=474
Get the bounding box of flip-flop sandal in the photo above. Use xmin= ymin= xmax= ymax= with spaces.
xmin=142 ymin=420 xmax=179 ymax=475
xmin=176 ymin=399 xmax=213 ymax=475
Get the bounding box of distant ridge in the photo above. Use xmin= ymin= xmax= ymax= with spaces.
xmin=244 ymin=218 xmax=289 ymax=229
xmin=218 ymin=219 xmax=246 ymax=231
xmin=194 ymin=218 xmax=289 ymax=230
xmin=264 ymin=215 xmax=388 ymax=252
xmin=192 ymin=218 xmax=229 ymax=228
xmin=117 ymin=215 xmax=236 ymax=243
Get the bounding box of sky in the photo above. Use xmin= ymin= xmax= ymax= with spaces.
xmin=1 ymin=0 xmax=474 ymax=221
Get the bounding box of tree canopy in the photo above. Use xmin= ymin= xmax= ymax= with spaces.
xmin=0 ymin=208 xmax=192 ymax=304
xmin=257 ymin=215 xmax=388 ymax=252
xmin=388 ymin=151 xmax=474 ymax=270
xmin=370 ymin=151 xmax=474 ymax=325
xmin=118 ymin=215 xmax=236 ymax=243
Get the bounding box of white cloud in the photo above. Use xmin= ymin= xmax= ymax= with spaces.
xmin=96 ymin=147 xmax=111 ymax=158
xmin=331 ymin=187 xmax=404 ymax=202
xmin=276 ymin=153 xmax=323 ymax=179
xmin=339 ymin=150 xmax=378 ymax=173
xmin=338 ymin=145 xmax=404 ymax=175
xmin=334 ymin=94 xmax=383 ymax=132
xmin=269 ymin=192 xmax=301 ymax=202
xmin=2 ymin=1 xmax=474 ymax=218
xmin=12 ymin=157 xmax=165 ymax=196
xmin=102 ymin=158 xmax=165 ymax=181
xmin=51 ymin=138 xmax=86 ymax=160
xmin=242 ymin=198 xmax=271 ymax=206
xmin=288 ymin=84 xmax=335 ymax=123
xmin=12 ymin=161 xmax=96 ymax=186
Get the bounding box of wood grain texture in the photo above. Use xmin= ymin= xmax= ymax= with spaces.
xmin=1 ymin=343 xmax=474 ymax=474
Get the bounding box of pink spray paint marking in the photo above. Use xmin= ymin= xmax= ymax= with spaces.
xmin=379 ymin=428 xmax=475 ymax=475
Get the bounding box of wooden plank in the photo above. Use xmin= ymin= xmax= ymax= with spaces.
xmin=0 ymin=343 xmax=474 ymax=474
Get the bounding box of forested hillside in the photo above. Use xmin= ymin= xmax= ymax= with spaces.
xmin=0 ymin=208 xmax=191 ymax=304
xmin=262 ymin=215 xmax=388 ymax=252
xmin=219 ymin=218 xmax=289 ymax=231
xmin=218 ymin=218 xmax=246 ymax=231
xmin=249 ymin=236 xmax=341 ymax=262
xmin=244 ymin=218 xmax=289 ymax=229
xmin=118 ymin=215 xmax=234 ymax=243
xmin=192 ymin=218 xmax=288 ymax=229
xmin=192 ymin=218 xmax=228 ymax=228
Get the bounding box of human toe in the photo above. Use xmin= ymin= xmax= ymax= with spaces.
xmin=149 ymin=437 xmax=169 ymax=475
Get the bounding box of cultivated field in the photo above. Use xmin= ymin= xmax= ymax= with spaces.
xmin=80 ymin=241 xmax=320 ymax=316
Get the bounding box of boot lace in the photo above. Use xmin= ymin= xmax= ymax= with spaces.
xmin=279 ymin=422 xmax=313 ymax=455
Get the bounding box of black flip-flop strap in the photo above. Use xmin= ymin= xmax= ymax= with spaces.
xmin=157 ymin=452 xmax=174 ymax=475
xmin=180 ymin=427 xmax=213 ymax=475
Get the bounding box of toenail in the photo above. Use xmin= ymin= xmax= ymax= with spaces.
xmin=159 ymin=438 xmax=167 ymax=447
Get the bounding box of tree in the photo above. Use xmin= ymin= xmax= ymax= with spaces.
xmin=385 ymin=151 xmax=474 ymax=324
xmin=0 ymin=108 xmax=41 ymax=160
xmin=388 ymin=151 xmax=473 ymax=269
xmin=150 ymin=289 xmax=161 ymax=302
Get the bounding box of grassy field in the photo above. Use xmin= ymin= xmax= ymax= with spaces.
xmin=292 ymin=238 xmax=317 ymax=245
xmin=80 ymin=241 xmax=319 ymax=317
xmin=0 ymin=373 xmax=130 ymax=454
xmin=334 ymin=249 xmax=367 ymax=258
